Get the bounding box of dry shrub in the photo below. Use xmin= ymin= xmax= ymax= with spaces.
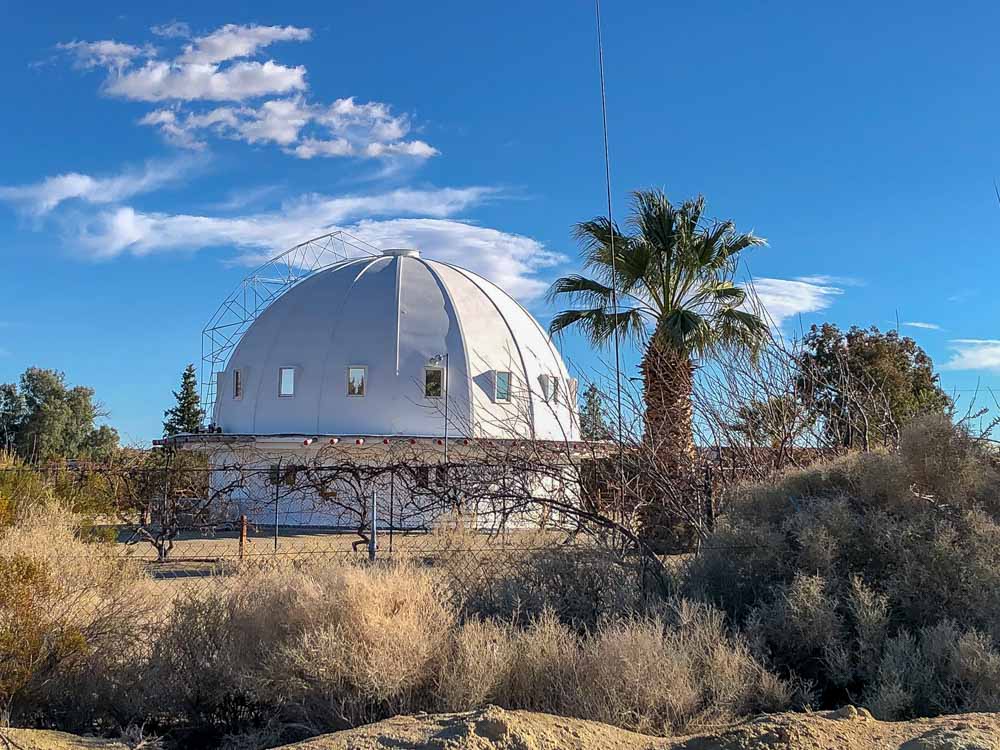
xmin=572 ymin=601 xmax=789 ymax=735
xmin=688 ymin=414 xmax=1000 ymax=712
xmin=0 ymin=450 xmax=53 ymax=528
xmin=433 ymin=603 xmax=791 ymax=736
xmin=280 ymin=563 xmax=455 ymax=730
xmin=148 ymin=567 xmax=326 ymax=736
xmin=0 ymin=505 xmax=151 ymax=727
xmin=460 ymin=547 xmax=646 ymax=629
xmin=503 ymin=609 xmax=578 ymax=712
xmin=865 ymin=621 xmax=1000 ymax=719
xmin=900 ymin=413 xmax=1000 ymax=511
xmin=436 ymin=617 xmax=514 ymax=710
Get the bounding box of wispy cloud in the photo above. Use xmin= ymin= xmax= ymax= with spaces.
xmin=796 ymin=274 xmax=864 ymax=287
xmin=176 ymin=24 xmax=310 ymax=65
xmin=151 ymin=21 xmax=190 ymax=39
xmin=747 ymin=277 xmax=844 ymax=328
xmin=74 ymin=186 xmax=492 ymax=259
xmin=942 ymin=339 xmax=1000 ymax=373
xmin=67 ymin=187 xmax=559 ymax=300
xmin=56 ymin=23 xmax=437 ymax=163
xmin=58 ymin=39 xmax=156 ymax=71
xmin=904 ymin=321 xmax=941 ymax=331
xmin=0 ymin=156 xmax=202 ymax=216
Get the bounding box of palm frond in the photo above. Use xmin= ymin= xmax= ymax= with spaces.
xmin=548 ymin=307 xmax=647 ymax=347
xmin=714 ymin=307 xmax=769 ymax=356
xmin=546 ymin=275 xmax=615 ymax=306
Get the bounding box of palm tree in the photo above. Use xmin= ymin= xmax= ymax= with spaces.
xmin=548 ymin=189 xmax=767 ymax=467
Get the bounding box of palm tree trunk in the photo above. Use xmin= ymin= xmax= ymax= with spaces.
xmin=641 ymin=336 xmax=695 ymax=467
xmin=638 ymin=334 xmax=698 ymax=552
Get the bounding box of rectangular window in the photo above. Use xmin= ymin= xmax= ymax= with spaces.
xmin=543 ymin=375 xmax=559 ymax=403
xmin=424 ymin=367 xmax=443 ymax=398
xmin=233 ymin=369 xmax=243 ymax=400
xmin=495 ymin=371 xmax=512 ymax=402
xmin=278 ymin=367 xmax=295 ymax=397
xmin=347 ymin=366 xmax=367 ymax=397
xmin=269 ymin=464 xmax=297 ymax=487
xmin=434 ymin=464 xmax=449 ymax=486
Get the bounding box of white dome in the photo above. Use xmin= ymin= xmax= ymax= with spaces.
xmin=215 ymin=249 xmax=579 ymax=441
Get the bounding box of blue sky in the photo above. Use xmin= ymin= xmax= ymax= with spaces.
xmin=3 ymin=1 xmax=1000 ymax=444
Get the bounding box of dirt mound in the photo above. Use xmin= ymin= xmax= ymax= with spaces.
xmin=0 ymin=728 xmax=126 ymax=750
xmin=4 ymin=707 xmax=999 ymax=750
xmin=280 ymin=705 xmax=1000 ymax=750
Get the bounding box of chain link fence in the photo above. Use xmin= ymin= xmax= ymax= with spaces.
xmin=2 ymin=454 xmax=670 ymax=621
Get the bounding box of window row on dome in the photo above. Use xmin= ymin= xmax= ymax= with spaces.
xmin=229 ymin=367 xmax=567 ymax=403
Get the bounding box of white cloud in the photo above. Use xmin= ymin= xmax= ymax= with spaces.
xmin=75 ymin=187 xmax=492 ymax=259
xmin=59 ymin=24 xmax=310 ymax=103
xmin=138 ymin=107 xmax=240 ymax=149
xmin=748 ymin=277 xmax=844 ymax=328
xmin=58 ymin=24 xmax=437 ymax=162
xmin=151 ymin=21 xmax=191 ymax=39
xmin=105 ymin=59 xmax=306 ymax=102
xmin=0 ymin=157 xmax=200 ymax=216
xmin=349 ymin=218 xmax=563 ymax=300
xmin=142 ymin=95 xmax=437 ymax=161
xmin=57 ymin=40 xmax=154 ymax=71
xmin=904 ymin=321 xmax=941 ymax=331
xmin=67 ymin=188 xmax=558 ymax=300
xmin=177 ymin=24 xmax=311 ymax=64
xmin=942 ymin=340 xmax=1000 ymax=373
xmin=796 ymin=274 xmax=864 ymax=287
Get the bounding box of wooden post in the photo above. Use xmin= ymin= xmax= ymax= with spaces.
xmin=239 ymin=514 xmax=248 ymax=562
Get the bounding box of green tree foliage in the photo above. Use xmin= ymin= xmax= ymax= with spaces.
xmin=579 ymin=383 xmax=612 ymax=440
xmin=1 ymin=368 xmax=119 ymax=461
xmin=163 ymin=364 xmax=205 ymax=436
xmin=796 ymin=324 xmax=950 ymax=449
xmin=0 ymin=384 xmax=25 ymax=453
xmin=728 ymin=395 xmax=811 ymax=449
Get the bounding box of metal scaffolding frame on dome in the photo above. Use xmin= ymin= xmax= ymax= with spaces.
xmin=200 ymin=231 xmax=380 ymax=420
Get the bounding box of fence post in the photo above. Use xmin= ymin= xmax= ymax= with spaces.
xmin=368 ymin=488 xmax=378 ymax=562
xmin=239 ymin=514 xmax=247 ymax=563
xmin=273 ymin=458 xmax=281 ymax=554
xmin=703 ymin=463 xmax=715 ymax=534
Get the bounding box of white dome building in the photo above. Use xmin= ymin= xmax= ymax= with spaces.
xmin=167 ymin=246 xmax=584 ymax=531
xmin=214 ymin=248 xmax=579 ymax=442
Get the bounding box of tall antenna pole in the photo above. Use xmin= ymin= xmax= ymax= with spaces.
xmin=595 ymin=0 xmax=626 ymax=487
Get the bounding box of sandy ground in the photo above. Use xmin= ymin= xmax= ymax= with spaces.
xmin=5 ymin=706 xmax=1000 ymax=750
xmin=280 ymin=706 xmax=1000 ymax=750
xmin=0 ymin=728 xmax=127 ymax=749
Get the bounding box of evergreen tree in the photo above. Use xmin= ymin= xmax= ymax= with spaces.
xmin=163 ymin=364 xmax=205 ymax=436
xmin=579 ymin=382 xmax=612 ymax=440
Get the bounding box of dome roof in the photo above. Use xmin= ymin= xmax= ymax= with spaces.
xmin=214 ymin=249 xmax=579 ymax=441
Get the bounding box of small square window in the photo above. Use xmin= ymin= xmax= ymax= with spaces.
xmin=233 ymin=369 xmax=243 ymax=400
xmin=425 ymin=367 xmax=443 ymax=398
xmin=278 ymin=367 xmax=295 ymax=397
xmin=495 ymin=371 xmax=512 ymax=402
xmin=347 ymin=366 xmax=367 ymax=397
